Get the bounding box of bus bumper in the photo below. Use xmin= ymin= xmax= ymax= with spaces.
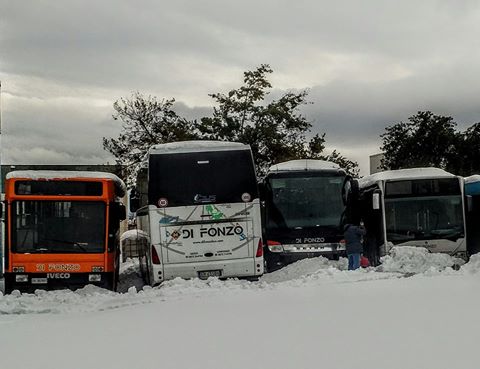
xmin=264 ymin=247 xmax=346 ymax=272
xmin=152 ymin=258 xmax=263 ymax=285
xmin=3 ymin=272 xmax=115 ymax=294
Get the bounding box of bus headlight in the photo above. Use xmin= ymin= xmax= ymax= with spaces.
xmin=12 ymin=266 xmax=25 ymax=273
xmin=89 ymin=274 xmax=102 ymax=282
xmin=91 ymin=266 xmax=104 ymax=272
xmin=15 ymin=275 xmax=28 ymax=282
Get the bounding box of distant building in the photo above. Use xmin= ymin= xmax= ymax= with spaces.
xmin=369 ymin=153 xmax=385 ymax=174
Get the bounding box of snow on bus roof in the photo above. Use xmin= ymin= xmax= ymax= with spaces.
xmin=149 ymin=140 xmax=249 ymax=154
xmin=268 ymin=159 xmax=341 ymax=172
xmin=465 ymin=175 xmax=480 ymax=185
xmin=6 ymin=170 xmax=127 ymax=197
xmin=359 ymin=167 xmax=455 ymax=189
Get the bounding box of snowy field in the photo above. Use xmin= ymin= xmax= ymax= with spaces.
xmin=1 ymin=247 xmax=479 ymax=369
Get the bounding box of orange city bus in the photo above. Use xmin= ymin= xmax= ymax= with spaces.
xmin=3 ymin=171 xmax=126 ymax=293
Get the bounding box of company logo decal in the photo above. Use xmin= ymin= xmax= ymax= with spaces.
xmin=47 ymin=273 xmax=71 ymax=279
xmin=167 ymin=224 xmax=246 ymax=241
xmin=48 ymin=264 xmax=81 ymax=272
xmin=159 ymin=215 xmax=179 ymax=224
xmin=205 ymin=205 xmax=224 ymax=220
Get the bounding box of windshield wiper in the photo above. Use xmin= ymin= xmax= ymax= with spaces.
xmin=430 ymin=229 xmax=464 ymax=240
xmin=41 ymin=239 xmax=89 ymax=252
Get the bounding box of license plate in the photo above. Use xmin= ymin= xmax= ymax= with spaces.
xmin=31 ymin=278 xmax=48 ymax=284
xmin=198 ymin=270 xmax=222 ymax=279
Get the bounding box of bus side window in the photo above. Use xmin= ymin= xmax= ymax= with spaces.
xmin=372 ymin=190 xmax=381 ymax=210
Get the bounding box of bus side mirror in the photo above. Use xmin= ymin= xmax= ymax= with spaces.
xmin=129 ymin=187 xmax=140 ymax=213
xmin=342 ymin=177 xmax=359 ymax=205
xmin=466 ymin=195 xmax=473 ymax=212
xmin=372 ymin=190 xmax=381 ymax=210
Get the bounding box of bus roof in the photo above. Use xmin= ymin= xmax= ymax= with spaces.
xmin=6 ymin=170 xmax=127 ymax=197
xmin=465 ymin=175 xmax=480 ymax=195
xmin=359 ymin=167 xmax=456 ymax=189
xmin=149 ymin=140 xmax=249 ymax=155
xmin=268 ymin=159 xmax=341 ymax=173
xmin=465 ymin=175 xmax=480 ymax=185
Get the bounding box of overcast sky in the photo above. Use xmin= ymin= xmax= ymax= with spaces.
xmin=2 ymin=0 xmax=480 ymax=174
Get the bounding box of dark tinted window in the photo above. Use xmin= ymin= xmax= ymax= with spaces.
xmin=148 ymin=150 xmax=258 ymax=206
xmin=265 ymin=172 xmax=345 ymax=230
xmin=11 ymin=201 xmax=106 ymax=253
xmin=15 ymin=181 xmax=103 ymax=196
xmin=385 ymin=178 xmax=460 ymax=198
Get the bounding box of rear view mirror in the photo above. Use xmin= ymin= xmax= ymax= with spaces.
xmin=372 ymin=190 xmax=381 ymax=210
xmin=342 ymin=177 xmax=359 ymax=205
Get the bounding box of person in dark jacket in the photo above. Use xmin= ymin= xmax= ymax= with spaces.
xmin=344 ymin=223 xmax=366 ymax=270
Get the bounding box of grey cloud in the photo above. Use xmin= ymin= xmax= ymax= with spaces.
xmin=2 ymin=0 xmax=480 ymax=176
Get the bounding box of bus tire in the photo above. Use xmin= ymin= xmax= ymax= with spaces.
xmin=105 ymin=272 xmax=116 ymax=292
xmin=4 ymin=282 xmax=14 ymax=295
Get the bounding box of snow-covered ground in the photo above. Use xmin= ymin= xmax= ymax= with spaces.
xmin=1 ymin=247 xmax=479 ymax=369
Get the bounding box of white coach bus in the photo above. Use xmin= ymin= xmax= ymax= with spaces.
xmin=357 ymin=168 xmax=467 ymax=265
xmin=130 ymin=141 xmax=264 ymax=285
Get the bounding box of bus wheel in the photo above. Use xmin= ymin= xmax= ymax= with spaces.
xmin=4 ymin=282 xmax=14 ymax=295
xmin=114 ymin=268 xmax=120 ymax=292
xmin=105 ymin=272 xmax=116 ymax=292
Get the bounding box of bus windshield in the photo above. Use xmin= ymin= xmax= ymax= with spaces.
xmin=265 ymin=174 xmax=345 ymax=230
xmin=148 ymin=150 xmax=258 ymax=207
xmin=11 ymin=201 xmax=106 ymax=253
xmin=384 ymin=178 xmax=464 ymax=243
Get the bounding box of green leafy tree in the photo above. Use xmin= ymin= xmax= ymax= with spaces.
xmin=198 ymin=64 xmax=358 ymax=176
xmin=380 ymin=111 xmax=457 ymax=171
xmin=448 ymin=122 xmax=480 ymax=176
xmin=103 ymin=93 xmax=199 ymax=185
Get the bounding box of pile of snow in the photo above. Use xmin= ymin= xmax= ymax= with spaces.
xmin=120 ymin=229 xmax=148 ymax=241
xmin=261 ymin=256 xmax=346 ymax=283
xmin=460 ymin=253 xmax=480 ymax=274
xmin=261 ymin=256 xmax=403 ymax=286
xmin=378 ymin=246 xmax=464 ymax=274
